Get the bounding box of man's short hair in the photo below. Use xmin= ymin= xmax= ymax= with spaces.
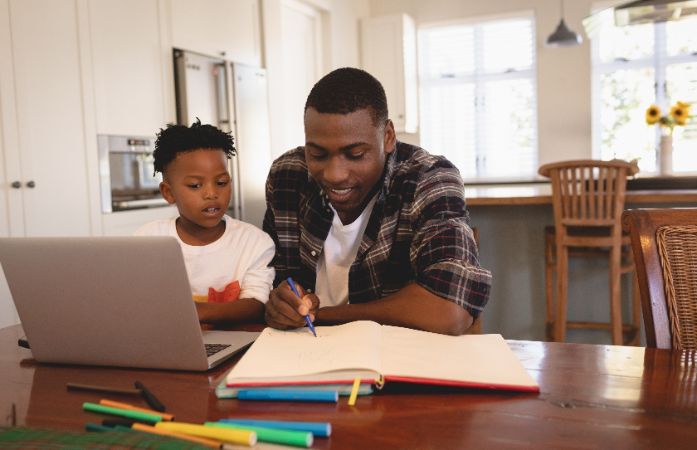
xmin=153 ymin=118 xmax=236 ymax=175
xmin=304 ymin=67 xmax=388 ymax=126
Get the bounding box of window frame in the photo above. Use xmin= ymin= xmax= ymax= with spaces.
xmin=418 ymin=12 xmax=539 ymax=181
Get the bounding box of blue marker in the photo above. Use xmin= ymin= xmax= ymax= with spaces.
xmin=236 ymin=389 xmax=338 ymax=403
xmin=219 ymin=419 xmax=331 ymax=437
xmin=286 ymin=277 xmax=317 ymax=337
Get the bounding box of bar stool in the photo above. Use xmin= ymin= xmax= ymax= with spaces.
xmin=539 ymin=160 xmax=641 ymax=345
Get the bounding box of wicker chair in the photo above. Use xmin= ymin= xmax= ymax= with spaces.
xmin=622 ymin=208 xmax=697 ymax=350
xmin=539 ymin=160 xmax=640 ymax=345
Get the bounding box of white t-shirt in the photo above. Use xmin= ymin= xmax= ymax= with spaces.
xmin=315 ymin=196 xmax=377 ymax=307
xmin=134 ymin=215 xmax=275 ymax=303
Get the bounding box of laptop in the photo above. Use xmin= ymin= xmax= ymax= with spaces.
xmin=0 ymin=236 xmax=260 ymax=371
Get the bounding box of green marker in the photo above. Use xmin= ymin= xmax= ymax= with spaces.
xmin=205 ymin=421 xmax=313 ymax=448
xmin=83 ymin=402 xmax=163 ymax=423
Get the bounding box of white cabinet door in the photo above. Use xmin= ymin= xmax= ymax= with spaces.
xmin=361 ymin=14 xmax=418 ymax=134
xmin=0 ymin=0 xmax=92 ymax=237
xmin=168 ymin=0 xmax=262 ymax=66
xmin=87 ymin=0 xmax=170 ymax=136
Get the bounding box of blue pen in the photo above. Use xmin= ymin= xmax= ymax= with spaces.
xmin=286 ymin=277 xmax=317 ymax=337
xmin=219 ymin=419 xmax=331 ymax=437
xmin=236 ymin=388 xmax=338 ymax=403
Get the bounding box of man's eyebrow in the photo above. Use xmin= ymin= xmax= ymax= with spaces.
xmin=306 ymin=141 xmax=368 ymax=152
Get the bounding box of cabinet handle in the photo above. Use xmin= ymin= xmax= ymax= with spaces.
xmin=26 ymin=180 xmax=36 ymax=188
xmin=11 ymin=181 xmax=21 ymax=189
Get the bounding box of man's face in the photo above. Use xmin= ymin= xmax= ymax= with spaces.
xmin=304 ymin=107 xmax=395 ymax=225
xmin=159 ymin=149 xmax=232 ymax=231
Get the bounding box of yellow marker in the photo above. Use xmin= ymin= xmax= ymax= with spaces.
xmin=99 ymin=399 xmax=174 ymax=421
xmin=132 ymin=423 xmax=221 ymax=448
xmin=156 ymin=421 xmax=256 ymax=446
xmin=348 ymin=377 xmax=361 ymax=406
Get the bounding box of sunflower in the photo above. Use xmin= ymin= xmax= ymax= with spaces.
xmin=645 ymin=105 xmax=661 ymax=125
xmin=670 ymin=103 xmax=689 ymax=126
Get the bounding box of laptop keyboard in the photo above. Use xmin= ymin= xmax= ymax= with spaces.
xmin=205 ymin=343 xmax=231 ymax=357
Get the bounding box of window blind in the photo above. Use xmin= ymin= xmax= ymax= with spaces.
xmin=418 ymin=16 xmax=538 ymax=180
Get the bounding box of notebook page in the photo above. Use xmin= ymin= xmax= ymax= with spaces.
xmin=380 ymin=326 xmax=538 ymax=389
xmin=227 ymin=321 xmax=382 ymax=381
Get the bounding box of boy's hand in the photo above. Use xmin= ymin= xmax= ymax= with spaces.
xmin=265 ymin=280 xmax=319 ymax=330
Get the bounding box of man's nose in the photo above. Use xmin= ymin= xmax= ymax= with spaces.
xmin=322 ymin=157 xmax=348 ymax=185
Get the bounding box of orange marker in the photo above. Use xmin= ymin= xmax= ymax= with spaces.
xmin=99 ymin=399 xmax=174 ymax=421
xmin=131 ymin=423 xmax=221 ymax=448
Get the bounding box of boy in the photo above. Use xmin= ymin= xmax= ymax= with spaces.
xmin=136 ymin=119 xmax=275 ymax=326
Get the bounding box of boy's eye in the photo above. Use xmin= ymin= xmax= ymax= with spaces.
xmin=187 ymin=183 xmax=201 ymax=189
xmin=217 ymin=179 xmax=230 ymax=186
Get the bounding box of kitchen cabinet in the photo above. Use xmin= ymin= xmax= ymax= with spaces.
xmin=86 ymin=0 xmax=173 ymax=136
xmin=361 ymin=14 xmax=418 ymax=133
xmin=0 ymin=0 xmax=93 ymax=238
xmin=102 ymin=205 xmax=178 ymax=236
xmin=0 ymin=0 xmax=94 ymax=328
xmin=167 ymin=0 xmax=262 ymax=66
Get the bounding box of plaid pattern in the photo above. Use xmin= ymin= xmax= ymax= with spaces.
xmin=263 ymin=141 xmax=491 ymax=318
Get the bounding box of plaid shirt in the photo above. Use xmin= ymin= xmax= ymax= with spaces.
xmin=263 ymin=141 xmax=491 ymax=318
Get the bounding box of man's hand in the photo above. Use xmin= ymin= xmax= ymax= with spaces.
xmin=265 ymin=280 xmax=319 ymax=329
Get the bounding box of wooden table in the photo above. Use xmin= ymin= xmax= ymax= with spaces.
xmin=2 ymin=325 xmax=697 ymax=448
xmin=466 ymin=184 xmax=697 ymax=206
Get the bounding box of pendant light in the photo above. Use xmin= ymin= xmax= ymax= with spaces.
xmin=546 ymin=0 xmax=583 ymax=47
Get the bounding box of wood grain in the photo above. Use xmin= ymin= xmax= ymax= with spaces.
xmin=2 ymin=325 xmax=697 ymax=448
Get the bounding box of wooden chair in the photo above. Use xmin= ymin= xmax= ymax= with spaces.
xmin=539 ymin=160 xmax=640 ymax=345
xmin=622 ymin=208 xmax=697 ymax=350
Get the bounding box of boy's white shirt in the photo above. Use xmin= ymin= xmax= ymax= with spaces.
xmin=135 ymin=215 xmax=275 ymax=303
xmin=315 ymin=195 xmax=377 ymax=307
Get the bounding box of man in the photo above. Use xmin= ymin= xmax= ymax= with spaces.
xmin=263 ymin=67 xmax=491 ymax=335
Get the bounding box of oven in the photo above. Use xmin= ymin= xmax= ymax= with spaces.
xmin=98 ymin=134 xmax=168 ymax=213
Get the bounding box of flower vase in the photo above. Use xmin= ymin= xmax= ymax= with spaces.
xmin=658 ymin=134 xmax=673 ymax=176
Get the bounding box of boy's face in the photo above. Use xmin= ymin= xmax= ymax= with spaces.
xmin=303 ymin=107 xmax=395 ymax=225
xmin=159 ymin=149 xmax=231 ymax=231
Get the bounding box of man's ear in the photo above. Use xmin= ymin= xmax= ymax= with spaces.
xmin=383 ymin=119 xmax=396 ymax=154
xmin=160 ymin=181 xmax=176 ymax=204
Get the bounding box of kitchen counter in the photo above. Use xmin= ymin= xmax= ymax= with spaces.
xmin=464 ymin=177 xmax=697 ymax=344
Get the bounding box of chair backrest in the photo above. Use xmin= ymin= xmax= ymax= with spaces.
xmin=622 ymin=208 xmax=697 ymax=350
xmin=539 ymin=160 xmax=639 ymax=231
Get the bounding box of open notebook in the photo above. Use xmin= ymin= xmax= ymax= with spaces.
xmin=226 ymin=321 xmax=539 ymax=393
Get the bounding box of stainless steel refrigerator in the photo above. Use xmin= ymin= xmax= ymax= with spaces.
xmin=173 ymin=49 xmax=272 ymax=229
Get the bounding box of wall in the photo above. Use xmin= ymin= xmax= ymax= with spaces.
xmin=367 ymin=0 xmax=597 ymax=166
xmin=262 ymin=0 xmax=370 ymax=158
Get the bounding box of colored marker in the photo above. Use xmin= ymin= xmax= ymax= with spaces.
xmin=236 ymin=388 xmax=338 ymax=403
xmin=156 ymin=422 xmax=256 ymax=446
xmin=85 ymin=423 xmax=118 ymax=433
xmin=219 ymin=418 xmax=331 ymax=437
xmin=132 ymin=423 xmax=222 ymax=449
xmin=134 ymin=381 xmax=165 ymax=412
xmin=206 ymin=422 xmax=313 ymax=448
xmin=348 ymin=377 xmax=361 ymax=406
xmin=287 ymin=277 xmax=317 ymax=337
xmin=99 ymin=399 xmax=174 ymax=421
xmin=83 ymin=402 xmax=163 ymax=423
xmin=67 ymin=382 xmax=142 ymax=396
